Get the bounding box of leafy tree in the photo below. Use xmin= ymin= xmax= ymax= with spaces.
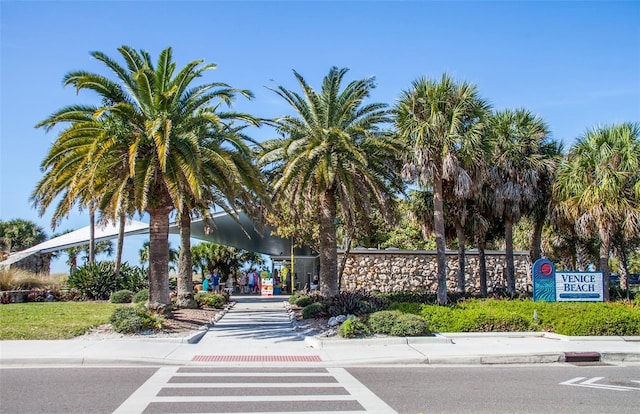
xmin=395 ymin=74 xmax=490 ymax=304
xmin=259 ymin=67 xmax=403 ymax=296
xmin=191 ymin=242 xmax=262 ymax=279
xmin=34 ymin=46 xmax=255 ymax=311
xmin=486 ymin=108 xmax=552 ymax=295
xmin=554 ymin=122 xmax=640 ymax=297
xmin=0 ymin=219 xmax=47 ymax=258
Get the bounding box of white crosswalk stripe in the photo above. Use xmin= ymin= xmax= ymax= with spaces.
xmin=114 ymin=366 xmax=397 ymax=413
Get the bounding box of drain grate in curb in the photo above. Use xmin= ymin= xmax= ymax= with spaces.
xmin=563 ymin=352 xmax=601 ymax=363
xmin=192 ymin=355 xmax=322 ymax=362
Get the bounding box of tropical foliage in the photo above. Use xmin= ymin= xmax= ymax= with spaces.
xmin=32 ymin=46 xmax=259 ymax=311
xmin=259 ymin=67 xmax=403 ymax=296
xmin=395 ymin=74 xmax=491 ymax=304
xmin=27 ymin=48 xmax=639 ymax=304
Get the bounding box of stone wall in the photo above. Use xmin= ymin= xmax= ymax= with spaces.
xmin=339 ymin=249 xmax=531 ymax=294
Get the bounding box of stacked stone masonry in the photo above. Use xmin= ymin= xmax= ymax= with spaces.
xmin=339 ymin=249 xmax=531 ymax=294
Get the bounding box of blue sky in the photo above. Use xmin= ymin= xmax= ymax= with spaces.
xmin=1 ymin=1 xmax=639 ymax=273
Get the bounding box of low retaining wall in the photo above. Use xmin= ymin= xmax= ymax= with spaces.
xmin=339 ymin=249 xmax=531 ymax=294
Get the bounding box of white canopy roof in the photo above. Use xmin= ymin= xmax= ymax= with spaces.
xmin=0 ymin=220 xmax=149 ymax=267
xmin=1 ymin=213 xmax=314 ymax=268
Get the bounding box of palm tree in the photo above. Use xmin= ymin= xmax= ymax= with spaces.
xmin=259 ymin=67 xmax=402 ymax=296
xmin=34 ymin=46 xmax=255 ymax=311
xmin=554 ymin=122 xmax=640 ymax=300
xmin=394 ymin=74 xmax=490 ymax=304
xmin=486 ymin=108 xmax=551 ymax=296
xmin=174 ymin=123 xmax=264 ymax=308
xmin=528 ymin=140 xmax=563 ymax=263
xmin=0 ymin=219 xmax=47 ymax=257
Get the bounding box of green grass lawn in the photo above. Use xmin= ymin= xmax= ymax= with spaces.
xmin=0 ymin=302 xmax=119 ymax=340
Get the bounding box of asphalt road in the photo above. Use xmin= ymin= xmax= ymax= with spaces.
xmin=1 ymin=364 xmax=638 ymax=413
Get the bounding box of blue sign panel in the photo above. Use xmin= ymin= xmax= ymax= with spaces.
xmin=532 ymin=258 xmax=556 ymax=302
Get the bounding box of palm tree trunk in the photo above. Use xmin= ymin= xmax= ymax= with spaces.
xmin=319 ymin=190 xmax=339 ymax=296
xmin=433 ymin=176 xmax=448 ymax=305
xmin=598 ymin=234 xmax=611 ymax=301
xmin=147 ymin=206 xmax=172 ymax=311
xmin=176 ymin=208 xmax=197 ymax=309
xmin=477 ymin=239 xmax=488 ymax=297
xmin=114 ymin=212 xmax=126 ymax=279
xmin=455 ymin=221 xmax=466 ymax=294
xmin=530 ymin=216 xmax=544 ymax=263
xmin=576 ymin=240 xmax=590 ymax=271
xmin=88 ymin=211 xmax=95 ymax=264
xmin=505 ymin=218 xmax=516 ymax=296
xmin=337 ymin=237 xmax=352 ymax=293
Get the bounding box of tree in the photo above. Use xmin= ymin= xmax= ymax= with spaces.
xmin=34 ymin=46 xmax=254 ymax=311
xmin=486 ymin=109 xmax=552 ymax=296
xmin=554 ymin=122 xmax=640 ymax=299
xmin=395 ymin=74 xmax=490 ymax=304
xmin=259 ymin=67 xmax=402 ymax=296
xmin=0 ymin=219 xmax=47 ymax=258
xmin=139 ymin=241 xmax=178 ymax=271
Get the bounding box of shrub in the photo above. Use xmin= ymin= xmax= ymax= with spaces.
xmin=420 ymin=304 xmax=456 ymax=332
xmin=67 ymin=262 xmax=118 ymax=300
xmin=388 ymin=314 xmax=431 ymax=336
xmin=66 ymin=261 xmax=148 ymax=300
xmin=194 ymin=292 xmax=226 ymax=308
xmin=377 ymin=291 xmax=437 ymax=305
xmin=338 ymin=317 xmax=370 ymax=338
xmin=288 ymin=292 xmax=302 ymax=304
xmin=324 ymin=290 xmax=388 ymax=317
xmin=295 ymin=296 xmax=313 ymax=308
xmin=368 ymin=310 xmax=402 ymax=334
xmin=117 ymin=264 xmax=148 ymax=293
xmin=387 ymin=302 xmax=421 ymax=314
xmin=110 ymin=289 xmax=133 ymax=304
xmin=132 ymin=289 xmax=149 ymax=304
xmin=302 ymin=302 xmax=324 ymax=319
xmin=552 ymin=303 xmax=640 ymax=336
xmin=109 ymin=305 xmax=163 ymax=334
xmin=452 ymin=308 xmax=532 ymax=332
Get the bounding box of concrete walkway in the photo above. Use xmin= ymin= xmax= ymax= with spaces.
xmin=1 ymin=295 xmax=639 ymax=366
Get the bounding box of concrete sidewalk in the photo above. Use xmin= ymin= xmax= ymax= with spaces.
xmin=1 ymin=296 xmax=639 ymax=367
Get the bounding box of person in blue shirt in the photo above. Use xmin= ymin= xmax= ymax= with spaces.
xmin=211 ymin=269 xmax=221 ymax=293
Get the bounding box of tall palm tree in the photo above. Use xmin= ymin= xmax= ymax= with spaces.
xmin=34 ymin=46 xmax=255 ymax=310
xmin=487 ymin=108 xmax=551 ymax=296
xmin=554 ymin=122 xmax=640 ymax=300
xmin=259 ymin=67 xmax=402 ymax=296
xmin=528 ymin=140 xmax=563 ymax=263
xmin=395 ymin=74 xmax=490 ymax=305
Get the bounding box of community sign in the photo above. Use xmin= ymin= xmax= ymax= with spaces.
xmin=532 ymin=258 xmax=604 ymax=302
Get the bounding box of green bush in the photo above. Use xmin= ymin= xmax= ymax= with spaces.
xmin=66 ymin=261 xmax=148 ymax=300
xmin=295 ymin=296 xmax=313 ymax=308
xmin=387 ymin=302 xmax=421 ymax=314
xmin=110 ymin=289 xmax=133 ymax=304
xmin=302 ymin=302 xmax=324 ymax=319
xmin=109 ymin=305 xmax=163 ymax=334
xmin=368 ymin=310 xmax=402 ymax=334
xmin=324 ymin=291 xmax=388 ymax=317
xmin=420 ymin=304 xmax=456 ymax=332
xmin=132 ymin=289 xmax=149 ymax=304
xmin=388 ymin=314 xmax=431 ymax=337
xmin=338 ymin=317 xmax=370 ymax=338
xmin=377 ymin=291 xmax=437 ymax=304
xmin=194 ymin=292 xmax=226 ymax=308
xmin=288 ymin=292 xmax=302 ymax=304
xmin=552 ymin=303 xmax=640 ymax=336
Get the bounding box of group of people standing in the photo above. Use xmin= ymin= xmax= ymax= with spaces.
xmin=200 ymin=266 xmax=306 ymax=295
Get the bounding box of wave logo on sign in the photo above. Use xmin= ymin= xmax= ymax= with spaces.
xmin=533 ymin=258 xmax=556 ymax=302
